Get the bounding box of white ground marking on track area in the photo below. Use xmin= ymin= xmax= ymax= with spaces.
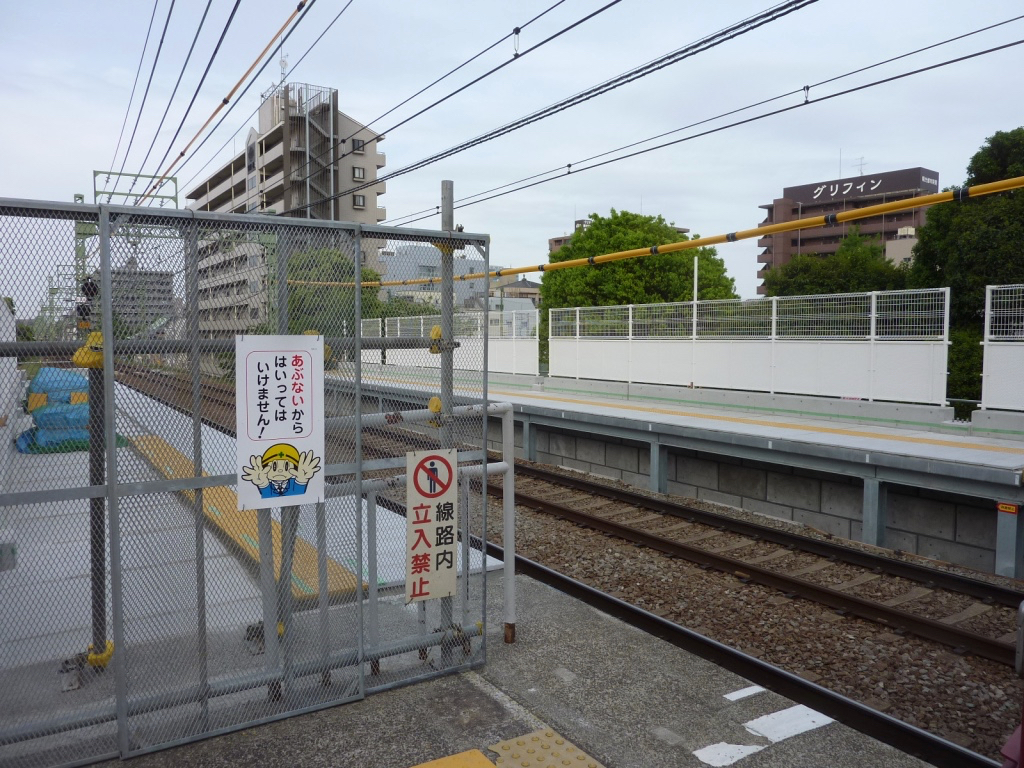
xmin=744 ymin=704 xmax=833 ymax=742
xmin=724 ymin=685 xmax=765 ymax=701
xmin=692 ymin=704 xmax=833 ymax=765
xmin=692 ymin=743 xmax=765 ymax=766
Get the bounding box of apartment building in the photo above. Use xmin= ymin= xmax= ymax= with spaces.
xmin=756 ymin=167 xmax=938 ymax=294
xmin=185 ymin=82 xmax=386 ymax=337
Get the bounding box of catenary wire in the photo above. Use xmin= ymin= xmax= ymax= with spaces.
xmin=282 ymin=0 xmax=817 ymax=216
xmin=284 ymin=0 xmax=572 ymax=192
xmin=393 ymin=38 xmax=1024 ymax=227
xmin=106 ymin=0 xmax=159 ymax=187
xmin=134 ymin=0 xmax=243 ymax=205
xmin=108 ymin=0 xmax=177 ymax=202
xmin=129 ymin=0 xmax=215 ymax=197
xmin=137 ymin=0 xmax=313 ymax=204
xmin=289 ymin=0 xmax=816 ymax=205
xmin=386 ymin=14 xmax=1024 ymax=225
xmin=146 ymin=0 xmax=334 ymax=203
xmin=172 ymin=0 xmax=350 ymax=200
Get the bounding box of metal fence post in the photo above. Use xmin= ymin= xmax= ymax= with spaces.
xmin=440 ymin=181 xmax=455 ymax=664
xmin=184 ymin=216 xmax=210 ymax=727
xmin=354 ymin=225 xmax=366 ymax=688
xmin=869 ymin=291 xmax=878 ymax=402
xmin=575 ymin=307 xmax=580 ymax=379
xmin=981 ymin=285 xmax=992 ymax=409
xmin=502 ymin=405 xmax=516 ymax=643
xmin=770 ymin=296 xmax=778 ymax=394
xmin=100 ymin=208 xmax=129 ymax=756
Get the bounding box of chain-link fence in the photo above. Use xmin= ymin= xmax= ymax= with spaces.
xmin=0 ymin=200 xmax=494 ymax=766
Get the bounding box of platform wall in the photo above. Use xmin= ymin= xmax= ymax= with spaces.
xmin=489 ymin=420 xmax=998 ymax=574
xmin=549 ymin=338 xmax=948 ymax=404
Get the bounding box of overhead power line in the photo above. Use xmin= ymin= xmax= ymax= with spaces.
xmin=137 ymin=0 xmax=314 ymax=204
xmin=383 ymin=14 xmax=1024 ymax=226
xmin=130 ymin=0 xmax=215 ymax=191
xmin=392 ymin=37 xmax=1024 ymax=226
xmin=284 ymin=0 xmax=575 ymax=191
xmin=172 ymin=0 xmax=352 ymax=200
xmin=137 ymin=0 xmax=243 ymax=204
xmin=108 ymin=0 xmax=177 ymax=202
xmin=281 ymin=0 xmax=818 ymax=216
xmin=107 ymin=0 xmax=160 ymax=183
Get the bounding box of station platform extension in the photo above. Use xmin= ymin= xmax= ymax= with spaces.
xmin=96 ymin=573 xmax=931 ymax=768
xmin=349 ymin=365 xmax=1024 ymax=577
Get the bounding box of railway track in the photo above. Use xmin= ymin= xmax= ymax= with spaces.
xmin=486 ymin=464 xmax=1022 ymax=667
xmin=115 ymin=367 xmax=1024 ymax=759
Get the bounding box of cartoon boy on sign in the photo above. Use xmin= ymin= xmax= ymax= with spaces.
xmin=242 ymin=443 xmax=322 ymax=499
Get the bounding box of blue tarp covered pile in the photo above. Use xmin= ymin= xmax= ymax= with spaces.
xmin=17 ymin=368 xmax=91 ymax=454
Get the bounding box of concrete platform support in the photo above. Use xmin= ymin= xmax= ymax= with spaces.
xmin=650 ymin=441 xmax=668 ymax=494
xmin=522 ymin=416 xmax=537 ymax=462
xmin=994 ymin=504 xmax=1022 ymax=578
xmin=861 ymin=478 xmax=888 ymax=548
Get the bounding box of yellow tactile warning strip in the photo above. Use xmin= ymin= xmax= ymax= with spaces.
xmin=371 ymin=371 xmax=1024 ymax=458
xmin=489 ymin=730 xmax=605 ymax=768
xmin=410 ymin=749 xmax=496 ymax=768
xmin=131 ymin=435 xmax=363 ymax=601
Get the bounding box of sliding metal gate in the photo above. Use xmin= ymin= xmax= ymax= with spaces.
xmin=0 ymin=200 xmax=492 ymax=766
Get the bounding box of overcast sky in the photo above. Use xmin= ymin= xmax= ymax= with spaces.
xmin=2 ymin=0 xmax=1022 ymax=304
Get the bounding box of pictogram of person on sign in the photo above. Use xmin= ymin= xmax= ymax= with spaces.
xmin=242 ymin=443 xmax=321 ymax=499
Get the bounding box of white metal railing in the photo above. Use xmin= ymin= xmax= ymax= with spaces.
xmin=549 ymin=289 xmax=949 ymax=404
xmin=550 ymin=289 xmax=948 ymax=341
xmin=982 ymin=285 xmax=1024 ymax=410
xmin=366 ymin=310 xmax=539 ymax=375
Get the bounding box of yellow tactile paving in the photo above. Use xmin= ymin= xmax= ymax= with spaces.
xmin=131 ymin=434 xmax=363 ymax=601
xmin=410 ymin=750 xmax=495 ymax=768
xmin=369 ymin=371 xmax=1024 ymax=458
xmin=489 ymin=730 xmax=604 ymax=768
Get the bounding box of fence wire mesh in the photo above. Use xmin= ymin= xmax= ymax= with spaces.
xmin=987 ymin=285 xmax=1024 ymax=340
xmin=550 ymin=289 xmax=947 ymax=341
xmin=0 ymin=201 xmax=492 ymax=767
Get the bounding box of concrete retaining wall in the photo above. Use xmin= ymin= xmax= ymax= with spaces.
xmin=487 ymin=420 xmax=998 ymax=574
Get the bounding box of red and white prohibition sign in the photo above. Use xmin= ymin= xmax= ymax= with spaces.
xmin=412 ymin=454 xmax=454 ymax=499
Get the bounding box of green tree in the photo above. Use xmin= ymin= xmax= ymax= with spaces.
xmin=282 ymin=248 xmax=383 ymax=337
xmin=538 ymin=210 xmax=735 ymax=362
xmin=540 ymin=210 xmax=735 ymax=311
xmin=15 ymin=321 xmax=34 ymax=342
xmin=909 ymin=127 xmax=1024 ymax=327
xmin=762 ymin=226 xmax=907 ymax=296
xmin=908 ymin=127 xmax=1024 ymax=410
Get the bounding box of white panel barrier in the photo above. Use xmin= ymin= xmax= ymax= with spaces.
xmin=360 ymin=318 xmax=382 ymax=365
xmin=982 ymin=285 xmax=1024 ymax=411
xmin=369 ymin=311 xmax=539 ymax=375
xmin=550 ymin=290 xmax=950 ymax=405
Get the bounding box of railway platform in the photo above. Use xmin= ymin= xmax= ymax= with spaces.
xmin=93 ymin=573 xmax=935 ymax=768
xmin=347 ymin=365 xmax=1024 ymax=577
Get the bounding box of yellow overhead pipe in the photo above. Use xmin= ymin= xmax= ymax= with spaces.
xmin=287 ymin=173 xmax=1024 ymax=289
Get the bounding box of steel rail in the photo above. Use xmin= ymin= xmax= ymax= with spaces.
xmin=489 ymin=483 xmax=1014 ymax=666
xmin=514 ymin=463 xmax=1024 ymax=609
xmin=491 ymin=544 xmax=999 ymax=768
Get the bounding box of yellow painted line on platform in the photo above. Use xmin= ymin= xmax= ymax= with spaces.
xmin=410 ymin=750 xmax=494 ymax=768
xmin=130 ymin=435 xmax=364 ymax=600
xmin=369 ymin=372 xmax=1024 ymax=458
xmin=507 ymin=390 xmax=1024 ymax=456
